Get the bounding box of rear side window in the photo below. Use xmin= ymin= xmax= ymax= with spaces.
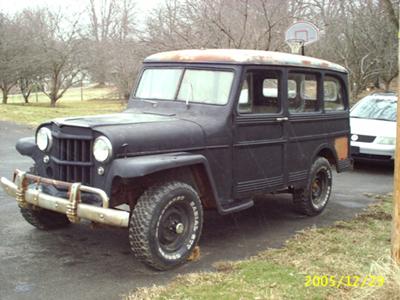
xmin=288 ymin=72 xmax=319 ymax=113
xmin=324 ymin=76 xmax=345 ymax=111
xmin=238 ymin=69 xmax=281 ymax=114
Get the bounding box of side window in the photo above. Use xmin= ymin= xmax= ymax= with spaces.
xmin=238 ymin=70 xmax=281 ymax=114
xmin=263 ymin=78 xmax=278 ymax=97
xmin=288 ymin=80 xmax=297 ymax=100
xmin=324 ymin=76 xmax=344 ymax=111
xmin=288 ymin=72 xmax=319 ymax=113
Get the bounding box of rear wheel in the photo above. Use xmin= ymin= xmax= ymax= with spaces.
xmin=293 ymin=157 xmax=332 ymax=216
xmin=129 ymin=181 xmax=203 ymax=270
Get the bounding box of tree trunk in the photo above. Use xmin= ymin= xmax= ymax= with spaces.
xmin=384 ymin=81 xmax=391 ymax=92
xmin=19 ymin=79 xmax=31 ymax=103
xmin=374 ymin=76 xmax=380 ymax=88
xmin=50 ymin=97 xmax=57 ymax=107
xmin=1 ymin=88 xmax=8 ymax=104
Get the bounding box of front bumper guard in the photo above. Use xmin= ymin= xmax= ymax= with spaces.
xmin=0 ymin=170 xmax=129 ymax=227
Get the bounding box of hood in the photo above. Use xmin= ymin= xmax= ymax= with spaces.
xmin=52 ymin=112 xmax=176 ymax=128
xmin=350 ymin=117 xmax=396 ymax=138
xmin=51 ymin=112 xmax=206 ymax=157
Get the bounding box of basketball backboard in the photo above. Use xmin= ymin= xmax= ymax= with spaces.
xmin=285 ymin=21 xmax=319 ymax=54
xmin=285 ymin=21 xmax=319 ymax=45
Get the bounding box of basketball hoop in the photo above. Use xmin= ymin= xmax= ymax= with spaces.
xmin=285 ymin=21 xmax=319 ymax=55
xmin=286 ymin=39 xmax=304 ymax=55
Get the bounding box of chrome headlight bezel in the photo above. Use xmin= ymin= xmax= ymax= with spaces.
xmin=36 ymin=127 xmax=53 ymax=152
xmin=93 ymin=136 xmax=113 ymax=163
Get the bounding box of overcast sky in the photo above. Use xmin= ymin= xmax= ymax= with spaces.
xmin=0 ymin=0 xmax=162 ymax=17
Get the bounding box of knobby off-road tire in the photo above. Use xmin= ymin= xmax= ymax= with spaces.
xmin=19 ymin=166 xmax=70 ymax=230
xmin=293 ymin=157 xmax=332 ymax=216
xmin=20 ymin=206 xmax=70 ymax=230
xmin=129 ymin=181 xmax=203 ymax=271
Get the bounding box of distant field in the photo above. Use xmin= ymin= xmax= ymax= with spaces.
xmin=0 ymin=86 xmax=126 ymax=126
xmin=6 ymin=85 xmax=118 ymax=104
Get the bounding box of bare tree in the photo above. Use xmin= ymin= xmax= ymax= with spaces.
xmin=0 ymin=0 xmax=398 ymax=105
xmin=86 ymin=0 xmax=136 ymax=87
xmin=382 ymin=0 xmax=399 ymax=31
xmin=380 ymin=0 xmax=399 ymax=90
xmin=11 ymin=11 xmax=48 ymax=103
xmin=305 ymin=0 xmax=398 ymax=98
xmin=143 ymin=0 xmax=295 ymax=51
xmin=0 ymin=14 xmax=22 ymax=104
xmin=24 ymin=9 xmax=84 ymax=107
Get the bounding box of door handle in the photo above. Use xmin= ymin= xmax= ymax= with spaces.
xmin=276 ymin=117 xmax=288 ymax=122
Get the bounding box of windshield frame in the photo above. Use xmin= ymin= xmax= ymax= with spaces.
xmin=132 ymin=65 xmax=237 ymax=107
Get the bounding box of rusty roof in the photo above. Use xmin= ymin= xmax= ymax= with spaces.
xmin=144 ymin=49 xmax=347 ymax=73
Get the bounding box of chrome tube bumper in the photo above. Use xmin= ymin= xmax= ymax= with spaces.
xmin=0 ymin=170 xmax=129 ymax=227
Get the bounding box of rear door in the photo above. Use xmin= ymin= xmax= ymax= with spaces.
xmin=286 ymin=70 xmax=323 ymax=184
xmin=233 ymin=67 xmax=287 ymax=199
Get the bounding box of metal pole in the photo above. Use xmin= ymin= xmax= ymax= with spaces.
xmin=391 ymin=16 xmax=400 ymax=264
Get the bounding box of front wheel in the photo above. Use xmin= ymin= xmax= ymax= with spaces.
xmin=129 ymin=181 xmax=203 ymax=270
xmin=20 ymin=206 xmax=70 ymax=230
xmin=293 ymin=157 xmax=332 ymax=216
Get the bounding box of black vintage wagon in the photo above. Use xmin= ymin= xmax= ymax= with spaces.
xmin=1 ymin=49 xmax=351 ymax=270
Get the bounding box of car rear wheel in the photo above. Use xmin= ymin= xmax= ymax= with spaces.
xmin=293 ymin=157 xmax=332 ymax=216
xmin=129 ymin=181 xmax=203 ymax=270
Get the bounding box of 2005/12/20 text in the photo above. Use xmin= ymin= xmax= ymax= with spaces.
xmin=305 ymin=275 xmax=385 ymax=288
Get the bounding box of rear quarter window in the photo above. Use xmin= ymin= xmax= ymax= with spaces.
xmin=324 ymin=76 xmax=345 ymax=111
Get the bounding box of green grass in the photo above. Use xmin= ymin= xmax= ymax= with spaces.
xmin=0 ymin=86 xmax=126 ymax=126
xmin=127 ymin=194 xmax=397 ymax=300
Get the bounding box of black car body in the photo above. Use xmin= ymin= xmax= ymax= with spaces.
xmin=1 ymin=49 xmax=351 ymax=270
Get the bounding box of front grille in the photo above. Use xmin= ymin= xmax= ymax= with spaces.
xmin=356 ymin=135 xmax=376 ymax=143
xmin=52 ymin=135 xmax=93 ymax=185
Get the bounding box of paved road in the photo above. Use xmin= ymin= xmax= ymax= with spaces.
xmin=0 ymin=120 xmax=394 ymax=300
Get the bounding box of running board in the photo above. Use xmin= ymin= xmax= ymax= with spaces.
xmin=218 ymin=199 xmax=254 ymax=215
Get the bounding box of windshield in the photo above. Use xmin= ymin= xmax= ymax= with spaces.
xmin=351 ymin=97 xmax=397 ymax=121
xmin=135 ymin=68 xmax=234 ymax=105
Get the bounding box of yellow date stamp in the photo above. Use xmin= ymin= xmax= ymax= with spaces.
xmin=304 ymin=275 xmax=385 ymax=288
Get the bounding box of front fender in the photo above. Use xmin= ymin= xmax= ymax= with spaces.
xmin=105 ymin=152 xmax=221 ymax=209
xmin=107 ymin=152 xmax=212 ymax=179
xmin=16 ymin=137 xmax=36 ymax=157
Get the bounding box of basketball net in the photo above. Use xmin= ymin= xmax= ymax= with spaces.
xmin=286 ymin=39 xmax=304 ymax=55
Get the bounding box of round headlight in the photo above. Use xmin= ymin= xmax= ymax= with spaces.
xmin=36 ymin=127 xmax=52 ymax=151
xmin=93 ymin=136 xmax=113 ymax=163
